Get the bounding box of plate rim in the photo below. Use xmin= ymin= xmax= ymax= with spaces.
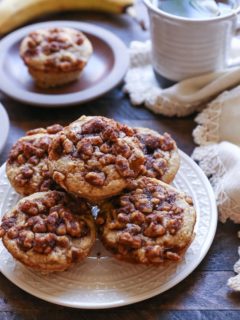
xmin=0 ymin=103 xmax=9 ymax=153
xmin=0 ymin=150 xmax=218 ymax=309
xmin=0 ymin=21 xmax=129 ymax=107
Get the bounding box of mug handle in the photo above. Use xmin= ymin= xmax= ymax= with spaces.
xmin=228 ymin=13 xmax=240 ymax=67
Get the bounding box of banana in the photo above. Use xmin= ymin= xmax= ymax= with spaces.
xmin=0 ymin=0 xmax=134 ymax=35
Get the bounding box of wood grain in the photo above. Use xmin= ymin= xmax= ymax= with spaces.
xmin=0 ymin=3 xmax=240 ymax=319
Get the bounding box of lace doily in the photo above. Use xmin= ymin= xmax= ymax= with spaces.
xmin=193 ymin=85 xmax=240 ymax=146
xmin=124 ymin=41 xmax=240 ymax=117
xmin=192 ymin=83 xmax=240 ymax=222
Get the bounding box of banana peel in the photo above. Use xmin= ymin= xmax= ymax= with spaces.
xmin=0 ymin=0 xmax=134 ymax=35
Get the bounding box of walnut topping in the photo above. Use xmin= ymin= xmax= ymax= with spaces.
xmin=0 ymin=192 xmax=91 ymax=255
xmin=46 ymin=124 xmax=63 ymax=134
xmin=0 ymin=217 xmax=17 ymax=233
xmin=17 ymin=154 xmax=26 ymax=165
xmin=19 ymin=200 xmax=39 ymax=216
xmin=42 ymin=191 xmax=61 ymax=208
xmin=49 ymin=117 xmax=145 ymax=187
xmin=21 ymin=166 xmax=34 ymax=178
xmin=26 ymin=128 xmax=47 ymax=136
xmin=101 ymin=178 xmax=185 ymax=241
xmin=57 ymin=235 xmax=69 ymax=248
xmin=118 ymin=213 xmax=130 ymax=224
xmin=56 ymin=224 xmax=67 ymax=235
xmin=165 ymin=251 xmax=180 ymax=261
xmin=97 ymin=177 xmax=196 ymax=264
xmin=7 ymin=127 xmax=63 ymax=194
xmin=145 ymin=245 xmax=163 ymax=260
xmin=130 ymin=211 xmax=145 ymax=224
xmin=9 ymin=128 xmax=61 ymax=165
xmin=85 ymin=172 xmax=106 ymax=186
xmin=7 ymin=227 xmax=19 ymax=239
xmin=143 ymin=222 xmax=165 ymax=237
xmin=115 ymin=156 xmax=135 ymax=178
xmin=63 ymin=139 xmax=74 ymax=154
xmin=33 ymin=233 xmax=57 ymax=254
xmin=118 ymin=232 xmax=142 ymax=249
xmin=136 ymin=130 xmax=176 ymax=180
xmin=18 ymin=230 xmax=35 ymax=250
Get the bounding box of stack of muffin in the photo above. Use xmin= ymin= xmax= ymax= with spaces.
xmin=0 ymin=116 xmax=196 ymax=273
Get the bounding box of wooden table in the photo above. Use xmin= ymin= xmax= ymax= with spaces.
xmin=0 ymin=5 xmax=240 ymax=320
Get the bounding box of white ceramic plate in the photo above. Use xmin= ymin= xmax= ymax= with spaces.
xmin=0 ymin=151 xmax=217 ymax=309
xmin=0 ymin=103 xmax=9 ymax=153
xmin=0 ymin=21 xmax=129 ymax=107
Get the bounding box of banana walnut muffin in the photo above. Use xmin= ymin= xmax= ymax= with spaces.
xmin=0 ymin=191 xmax=96 ymax=272
xmin=97 ymin=177 xmax=196 ymax=265
xmin=48 ymin=116 xmax=145 ymax=202
xmin=6 ymin=124 xmax=63 ymax=196
xmin=20 ymin=27 xmax=92 ymax=88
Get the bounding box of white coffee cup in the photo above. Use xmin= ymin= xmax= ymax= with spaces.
xmin=144 ymin=0 xmax=240 ymax=81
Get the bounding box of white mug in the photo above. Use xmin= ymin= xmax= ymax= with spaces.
xmin=144 ymin=0 xmax=240 ymax=81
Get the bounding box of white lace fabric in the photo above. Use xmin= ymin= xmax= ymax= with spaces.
xmin=192 ymin=142 xmax=240 ymax=224
xmin=192 ymin=87 xmax=240 ymax=291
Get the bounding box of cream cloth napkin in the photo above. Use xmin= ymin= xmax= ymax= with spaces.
xmin=124 ymin=40 xmax=240 ymax=290
xmin=124 ymin=41 xmax=240 ymax=117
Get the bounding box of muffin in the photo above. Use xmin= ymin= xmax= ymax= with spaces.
xmin=0 ymin=191 xmax=96 ymax=273
xmin=97 ymin=177 xmax=196 ymax=264
xmin=20 ymin=27 xmax=93 ymax=88
xmin=135 ymin=127 xmax=180 ymax=183
xmin=6 ymin=124 xmax=63 ymax=196
xmin=48 ymin=116 xmax=145 ymax=202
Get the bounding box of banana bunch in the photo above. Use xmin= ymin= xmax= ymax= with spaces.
xmin=0 ymin=0 xmax=134 ymax=35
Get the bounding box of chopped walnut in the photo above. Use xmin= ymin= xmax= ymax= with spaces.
xmin=145 ymin=245 xmax=163 ymax=260
xmin=118 ymin=232 xmax=142 ymax=249
xmin=7 ymin=125 xmax=63 ymax=194
xmin=46 ymin=124 xmax=63 ymax=134
xmin=19 ymin=200 xmax=39 ymax=216
xmin=85 ymin=172 xmax=106 ymax=186
xmin=7 ymin=227 xmax=19 ymax=239
xmin=18 ymin=230 xmax=35 ymax=250
xmin=135 ymin=129 xmax=177 ymax=180
xmin=0 ymin=192 xmax=92 ymax=255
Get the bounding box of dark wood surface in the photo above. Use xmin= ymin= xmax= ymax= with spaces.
xmin=0 ymin=4 xmax=240 ymax=320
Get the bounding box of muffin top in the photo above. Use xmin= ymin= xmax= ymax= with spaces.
xmin=6 ymin=124 xmax=63 ymax=196
xmin=20 ymin=27 xmax=93 ymax=72
xmin=48 ymin=116 xmax=145 ymax=201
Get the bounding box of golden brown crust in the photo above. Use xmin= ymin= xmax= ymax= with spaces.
xmin=48 ymin=116 xmax=145 ymax=202
xmin=97 ymin=177 xmax=196 ymax=265
xmin=135 ymin=127 xmax=180 ymax=184
xmin=6 ymin=124 xmax=63 ymax=196
xmin=0 ymin=191 xmax=96 ymax=273
xmin=27 ymin=67 xmax=84 ymax=88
